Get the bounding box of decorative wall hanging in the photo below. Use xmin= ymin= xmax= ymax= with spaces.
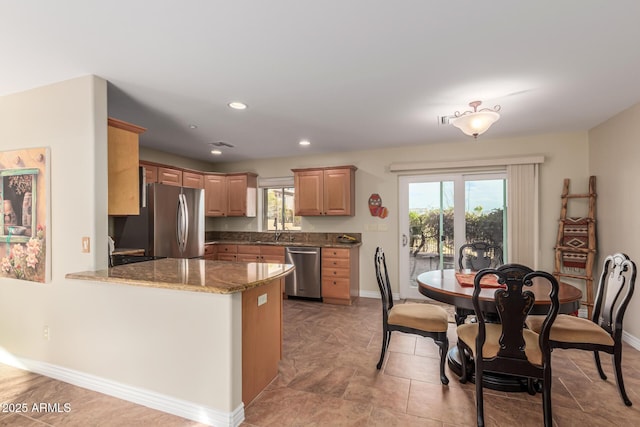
xmin=368 ymin=193 xmax=388 ymax=218
xmin=0 ymin=147 xmax=50 ymax=283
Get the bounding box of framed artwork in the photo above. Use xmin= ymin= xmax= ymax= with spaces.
xmin=0 ymin=147 xmax=50 ymax=283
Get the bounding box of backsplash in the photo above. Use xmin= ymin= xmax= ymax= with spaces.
xmin=205 ymin=231 xmax=362 ymax=245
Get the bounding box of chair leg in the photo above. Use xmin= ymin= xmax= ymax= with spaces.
xmin=376 ymin=329 xmax=390 ymax=369
xmin=435 ymin=335 xmax=449 ymax=385
xmin=594 ymin=351 xmax=607 ymax=380
xmin=612 ymin=346 xmax=632 ymax=406
xmin=475 ymin=363 xmax=484 ymax=427
xmin=542 ymin=369 xmax=553 ymax=427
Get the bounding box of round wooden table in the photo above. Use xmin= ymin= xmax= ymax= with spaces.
xmin=417 ymin=269 xmax=583 ymax=392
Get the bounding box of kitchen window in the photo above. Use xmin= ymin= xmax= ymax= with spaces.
xmin=259 ymin=177 xmax=301 ymax=231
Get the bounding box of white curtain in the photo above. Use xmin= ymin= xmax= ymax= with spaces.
xmin=507 ymin=163 xmax=539 ymax=267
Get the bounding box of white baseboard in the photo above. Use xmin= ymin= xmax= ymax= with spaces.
xmin=359 ymin=290 xmax=401 ymax=300
xmin=0 ymin=352 xmax=243 ymax=427
xmin=623 ymin=331 xmax=640 ymax=351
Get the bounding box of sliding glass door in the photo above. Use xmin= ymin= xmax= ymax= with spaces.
xmin=399 ymin=173 xmax=506 ymax=299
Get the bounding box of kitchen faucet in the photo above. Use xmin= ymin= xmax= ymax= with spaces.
xmin=274 ymin=231 xmax=282 ymax=242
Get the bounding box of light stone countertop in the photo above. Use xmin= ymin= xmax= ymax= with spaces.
xmin=66 ymin=258 xmax=294 ymax=294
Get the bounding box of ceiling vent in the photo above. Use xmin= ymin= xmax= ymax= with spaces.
xmin=210 ymin=141 xmax=235 ymax=148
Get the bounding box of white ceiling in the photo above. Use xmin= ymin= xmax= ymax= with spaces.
xmin=3 ymin=1 xmax=640 ymax=163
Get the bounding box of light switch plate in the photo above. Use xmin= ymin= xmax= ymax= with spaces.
xmin=258 ymin=294 xmax=267 ymax=306
xmin=82 ymin=237 xmax=90 ymax=253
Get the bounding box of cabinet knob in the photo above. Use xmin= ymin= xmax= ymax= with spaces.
xmin=333 ymin=281 xmax=337 ymax=285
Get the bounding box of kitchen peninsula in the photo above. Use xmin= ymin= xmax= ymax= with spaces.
xmin=66 ymin=258 xmax=294 ymax=425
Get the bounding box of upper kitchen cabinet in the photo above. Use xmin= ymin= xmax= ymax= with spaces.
xmin=139 ymin=161 xmax=158 ymax=184
xmin=157 ymin=166 xmax=183 ymax=187
xmin=292 ymin=165 xmax=357 ymax=216
xmin=108 ymin=118 xmax=146 ymax=215
xmin=182 ymin=170 xmax=204 ymax=189
xmin=227 ymin=173 xmax=257 ymax=217
xmin=204 ymin=172 xmax=257 ymax=217
xmin=204 ymin=173 xmax=228 ymax=217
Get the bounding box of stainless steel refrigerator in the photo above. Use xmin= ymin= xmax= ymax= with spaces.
xmin=114 ymin=183 xmax=204 ymax=258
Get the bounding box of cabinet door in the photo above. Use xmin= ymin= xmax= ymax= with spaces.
xmin=182 ymin=171 xmax=204 ymax=189
xmin=142 ymin=164 xmax=158 ymax=184
xmin=158 ymin=167 xmax=182 ymax=186
xmin=260 ymin=246 xmax=285 ymax=263
xmin=294 ymin=169 xmax=324 ymax=216
xmin=227 ymin=174 xmax=248 ymax=217
xmin=323 ymin=168 xmax=355 ymax=216
xmin=204 ymin=174 xmax=228 ymax=216
xmin=204 ymin=243 xmax=217 ymax=260
xmin=107 ymin=118 xmax=145 ymax=216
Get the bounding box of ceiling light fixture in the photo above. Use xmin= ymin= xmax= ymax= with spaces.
xmin=450 ymin=100 xmax=501 ymax=138
xmin=210 ymin=149 xmax=222 ymax=155
xmin=299 ymin=139 xmax=311 ymax=146
xmin=228 ymin=102 xmax=247 ymax=110
xmin=188 ymin=124 xmax=198 ymax=129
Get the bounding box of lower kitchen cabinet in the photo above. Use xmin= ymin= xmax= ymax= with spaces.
xmin=216 ymin=244 xmax=237 ymax=261
xmin=321 ymin=246 xmax=359 ymax=305
xmin=204 ymin=243 xmax=217 ymax=260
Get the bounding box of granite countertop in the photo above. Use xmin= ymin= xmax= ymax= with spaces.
xmin=66 ymin=258 xmax=294 ymax=294
xmin=205 ymin=240 xmax=361 ymax=248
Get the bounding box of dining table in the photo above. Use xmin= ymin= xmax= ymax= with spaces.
xmin=417 ymin=268 xmax=583 ymax=392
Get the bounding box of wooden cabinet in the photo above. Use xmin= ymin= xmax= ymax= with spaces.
xmin=204 ymin=243 xmax=217 ymax=260
xmin=140 ymin=162 xmax=158 ymax=184
xmin=292 ymin=165 xmax=356 ymax=216
xmin=108 ymin=118 xmax=146 ymax=215
xmin=227 ymin=173 xmax=257 ymax=217
xmin=157 ymin=166 xmax=182 ymax=186
xmin=182 ymin=171 xmax=204 ymax=189
xmin=216 ymin=244 xmax=237 ymax=261
xmin=321 ymin=246 xmax=359 ymax=305
xmin=237 ymin=245 xmax=261 ymax=262
xmin=205 ymin=172 xmax=257 ymax=217
xmin=204 ymin=174 xmax=228 ymax=217
xmin=230 ymin=244 xmax=285 ymax=263
xmin=259 ymin=246 xmax=285 ymax=263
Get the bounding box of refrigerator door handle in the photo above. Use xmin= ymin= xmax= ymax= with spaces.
xmin=177 ymin=194 xmax=186 ymax=253
xmin=181 ymin=193 xmax=189 ymax=252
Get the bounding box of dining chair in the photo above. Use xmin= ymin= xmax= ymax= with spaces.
xmin=456 ymin=242 xmax=503 ymax=325
xmin=374 ymin=247 xmax=449 ymax=384
xmin=526 ymin=252 xmax=636 ymax=406
xmin=457 ymin=264 xmax=559 ymax=427
xmin=458 ymin=241 xmax=503 ymax=271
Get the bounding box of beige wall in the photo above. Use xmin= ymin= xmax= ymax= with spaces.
xmin=139 ymin=146 xmax=217 ymax=172
xmin=589 ymin=101 xmax=640 ymax=341
xmin=213 ymin=132 xmax=590 ymax=298
xmin=0 ymin=76 xmax=243 ymax=416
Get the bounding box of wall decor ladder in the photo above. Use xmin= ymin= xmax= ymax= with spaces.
xmin=553 ymin=176 xmax=597 ymax=318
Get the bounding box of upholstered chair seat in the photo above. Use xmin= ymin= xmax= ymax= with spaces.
xmin=526 ymin=314 xmax=615 ymax=346
xmin=388 ymin=303 xmax=449 ymax=332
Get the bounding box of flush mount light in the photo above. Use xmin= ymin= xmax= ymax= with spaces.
xmin=228 ymin=102 xmax=247 ymax=110
xmin=210 ymin=149 xmax=222 ymax=155
xmin=450 ymin=100 xmax=501 ymax=138
xmin=299 ymin=139 xmax=311 ymax=146
xmin=188 ymin=124 xmax=198 ymax=129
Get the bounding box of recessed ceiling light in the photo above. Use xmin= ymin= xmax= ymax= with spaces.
xmin=211 ymin=149 xmax=222 ymax=155
xmin=188 ymin=124 xmax=198 ymax=129
xmin=228 ymin=102 xmax=247 ymax=110
xmin=299 ymin=139 xmax=311 ymax=146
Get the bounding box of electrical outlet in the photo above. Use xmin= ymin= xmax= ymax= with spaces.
xmin=82 ymin=237 xmax=90 ymax=253
xmin=43 ymin=325 xmax=50 ymax=340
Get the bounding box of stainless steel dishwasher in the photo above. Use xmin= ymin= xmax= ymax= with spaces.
xmin=285 ymin=246 xmax=321 ymax=300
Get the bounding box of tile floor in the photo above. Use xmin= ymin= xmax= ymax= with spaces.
xmin=1 ymin=297 xmax=640 ymax=426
